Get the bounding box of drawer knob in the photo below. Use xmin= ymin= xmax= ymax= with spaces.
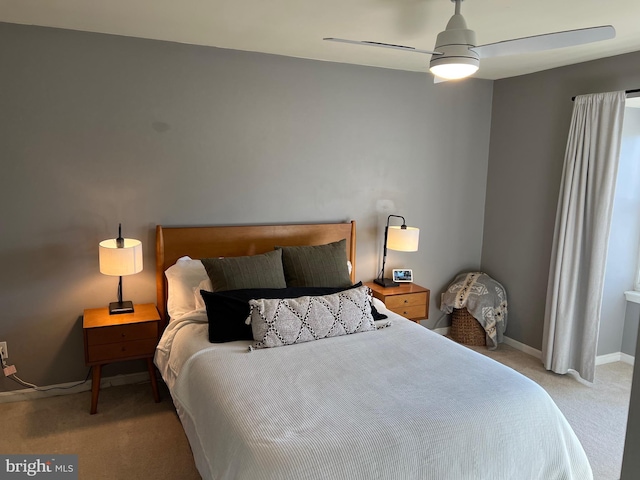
xmin=121 ymin=346 xmax=126 ymax=352
xmin=403 ymin=300 xmax=408 ymax=304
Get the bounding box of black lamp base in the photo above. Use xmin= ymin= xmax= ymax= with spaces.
xmin=108 ymin=300 xmax=134 ymax=315
xmin=374 ymin=278 xmax=399 ymax=288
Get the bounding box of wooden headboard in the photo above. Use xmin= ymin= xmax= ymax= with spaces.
xmin=155 ymin=221 xmax=356 ymax=328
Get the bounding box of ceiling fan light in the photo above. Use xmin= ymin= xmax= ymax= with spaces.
xmin=429 ymin=23 xmax=479 ymax=80
xmin=430 ymin=59 xmax=479 ymax=80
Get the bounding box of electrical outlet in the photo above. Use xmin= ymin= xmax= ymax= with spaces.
xmin=0 ymin=342 xmax=7 ymax=360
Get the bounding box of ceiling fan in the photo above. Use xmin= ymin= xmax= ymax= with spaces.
xmin=324 ymin=0 xmax=615 ymax=81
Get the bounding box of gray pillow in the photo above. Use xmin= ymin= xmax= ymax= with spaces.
xmin=247 ymin=285 xmax=376 ymax=349
xmin=201 ymin=249 xmax=287 ymax=292
xmin=277 ymin=239 xmax=351 ymax=288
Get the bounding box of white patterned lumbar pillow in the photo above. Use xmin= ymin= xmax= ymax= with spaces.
xmin=247 ymin=285 xmax=376 ymax=349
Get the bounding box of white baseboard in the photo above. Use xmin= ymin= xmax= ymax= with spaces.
xmin=0 ymin=371 xmax=151 ymax=404
xmin=621 ymin=353 xmax=635 ymax=365
xmin=433 ymin=327 xmax=450 ymax=336
xmin=431 ymin=327 xmax=635 ymax=366
xmin=431 ymin=326 xmax=544 ymax=359
xmin=494 ymin=339 xmax=635 ymax=367
xmin=596 ymin=352 xmax=635 ymax=366
xmin=502 ymin=336 xmax=543 ymax=360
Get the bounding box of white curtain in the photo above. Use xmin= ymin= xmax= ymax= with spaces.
xmin=542 ymin=91 xmax=626 ymax=383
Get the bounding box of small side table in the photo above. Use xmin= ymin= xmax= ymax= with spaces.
xmin=364 ymin=282 xmax=430 ymax=323
xmin=83 ymin=303 xmax=161 ymax=414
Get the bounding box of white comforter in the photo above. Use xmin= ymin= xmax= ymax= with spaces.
xmin=155 ymin=304 xmax=592 ymax=480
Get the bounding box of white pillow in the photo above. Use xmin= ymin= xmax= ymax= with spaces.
xmin=165 ymin=256 xmax=208 ymax=319
xmin=194 ymin=278 xmax=213 ymax=311
xmin=170 ymin=257 xmax=352 ymax=318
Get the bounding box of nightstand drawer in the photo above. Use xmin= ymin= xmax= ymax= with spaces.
xmin=390 ymin=305 xmax=427 ymax=319
xmin=365 ymin=282 xmax=430 ymax=324
xmin=87 ymin=338 xmax=158 ymax=363
xmin=385 ymin=292 xmax=427 ymax=310
xmin=86 ymin=322 xmax=158 ymax=346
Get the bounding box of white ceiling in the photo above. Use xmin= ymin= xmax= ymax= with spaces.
xmin=2 ymin=0 xmax=640 ymax=80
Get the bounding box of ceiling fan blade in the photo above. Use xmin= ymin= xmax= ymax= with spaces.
xmin=323 ymin=38 xmax=441 ymax=55
xmin=472 ymin=25 xmax=615 ymax=59
xmin=433 ymin=75 xmax=450 ymax=84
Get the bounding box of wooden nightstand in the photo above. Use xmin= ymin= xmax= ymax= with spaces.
xmin=365 ymin=282 xmax=430 ymax=323
xmin=83 ymin=303 xmax=161 ymax=414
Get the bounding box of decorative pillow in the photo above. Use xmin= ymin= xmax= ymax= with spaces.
xmin=247 ymin=285 xmax=376 ymax=349
xmin=165 ymin=256 xmax=208 ymax=320
xmin=201 ymin=282 xmax=366 ymax=343
xmin=201 ymin=249 xmax=287 ymax=292
xmin=276 ymin=239 xmax=352 ymax=288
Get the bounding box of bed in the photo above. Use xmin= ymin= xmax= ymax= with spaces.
xmin=154 ymin=221 xmax=592 ymax=480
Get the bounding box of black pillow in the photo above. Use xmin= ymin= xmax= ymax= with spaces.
xmin=201 ymin=282 xmax=385 ymax=343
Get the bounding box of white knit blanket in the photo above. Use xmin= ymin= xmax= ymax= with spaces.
xmin=440 ymin=272 xmax=508 ymax=349
xmin=156 ymin=307 xmax=591 ymax=480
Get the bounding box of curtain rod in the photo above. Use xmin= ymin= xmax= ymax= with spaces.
xmin=571 ymin=88 xmax=640 ymax=101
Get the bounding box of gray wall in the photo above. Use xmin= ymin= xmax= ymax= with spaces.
xmin=0 ymin=23 xmax=492 ymax=390
xmin=601 ymin=107 xmax=640 ymax=356
xmin=482 ymin=50 xmax=640 ymax=352
xmin=622 ymin=321 xmax=640 ymax=479
xmin=623 ymin=303 xmax=640 ymax=356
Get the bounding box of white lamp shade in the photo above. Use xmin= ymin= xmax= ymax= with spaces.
xmin=387 ymin=226 xmax=420 ymax=252
xmin=99 ymin=238 xmax=143 ymax=276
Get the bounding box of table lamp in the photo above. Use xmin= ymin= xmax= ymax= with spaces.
xmin=99 ymin=224 xmax=143 ymax=314
xmin=374 ymin=215 xmax=419 ymax=288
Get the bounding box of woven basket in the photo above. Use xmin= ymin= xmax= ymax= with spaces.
xmin=450 ymin=308 xmax=486 ymax=346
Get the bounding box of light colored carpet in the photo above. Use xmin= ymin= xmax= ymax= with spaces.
xmin=1 ymin=382 xmax=200 ymax=479
xmin=1 ymin=345 xmax=632 ymax=480
xmin=469 ymin=343 xmax=633 ymax=480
